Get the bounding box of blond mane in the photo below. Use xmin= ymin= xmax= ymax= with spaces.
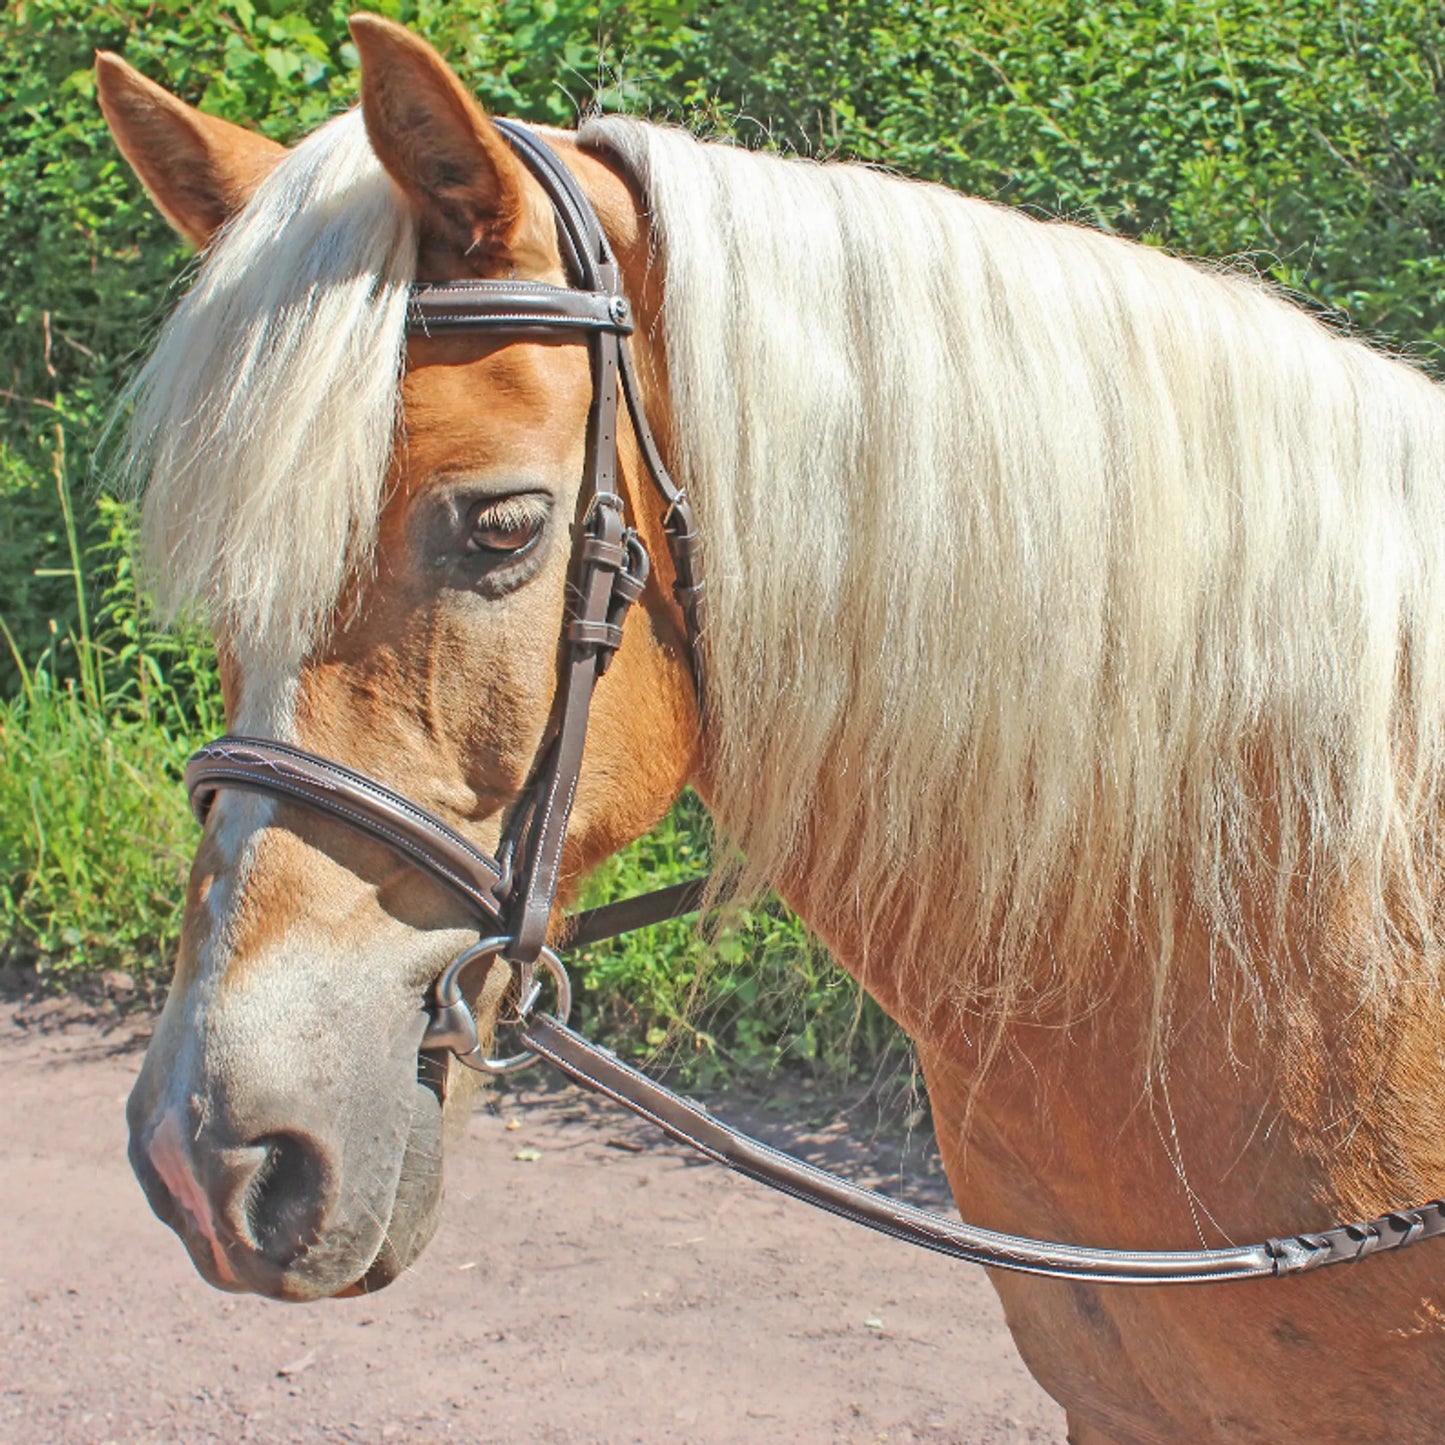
xmin=583 ymin=117 xmax=1445 ymax=1027
xmin=122 ymin=109 xmax=416 ymax=699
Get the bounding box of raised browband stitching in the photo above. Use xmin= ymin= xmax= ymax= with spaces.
xmin=406 ymin=281 xmax=632 ymax=336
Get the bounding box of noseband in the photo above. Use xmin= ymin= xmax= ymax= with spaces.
xmin=182 ymin=122 xmax=1445 ymax=1286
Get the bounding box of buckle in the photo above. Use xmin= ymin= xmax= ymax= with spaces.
xmin=568 ymin=523 xmax=651 ymax=673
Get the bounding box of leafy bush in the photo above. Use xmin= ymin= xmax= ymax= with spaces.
xmin=673 ymin=0 xmax=1445 ymax=354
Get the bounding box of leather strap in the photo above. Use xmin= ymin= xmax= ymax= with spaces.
xmin=184 ymin=737 xmax=707 ymax=942
xmin=564 ymin=877 xmax=709 ymax=949
xmin=488 ymin=118 xmax=707 ymax=707
xmin=492 ymin=118 xmax=609 ymax=288
xmin=615 ymin=340 xmax=707 ymax=702
xmin=408 ymin=279 xmax=632 ymax=336
xmin=185 ymin=738 xmax=509 ymax=920
xmin=504 ymin=486 xmax=632 ymax=963
xmin=520 ymin=1012 xmax=1445 ymax=1284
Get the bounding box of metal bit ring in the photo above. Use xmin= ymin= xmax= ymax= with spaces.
xmin=422 ymin=937 xmax=573 ymax=1075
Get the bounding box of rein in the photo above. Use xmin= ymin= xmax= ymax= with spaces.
xmin=183 ymin=123 xmax=1445 ymax=1287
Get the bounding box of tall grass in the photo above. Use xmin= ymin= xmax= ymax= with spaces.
xmin=0 ymin=427 xmax=218 ymax=978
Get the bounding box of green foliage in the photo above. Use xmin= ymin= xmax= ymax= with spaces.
xmin=675 ymin=0 xmax=1445 ymax=354
xmin=0 ymin=670 xmax=202 ymax=975
xmin=6 ymin=0 xmax=1445 ymax=1077
xmin=0 ymin=428 xmax=217 ymax=977
xmin=8 ymin=0 xmax=1445 ymax=665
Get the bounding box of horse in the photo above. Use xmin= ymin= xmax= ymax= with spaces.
xmin=96 ymin=16 xmax=1445 ymax=1442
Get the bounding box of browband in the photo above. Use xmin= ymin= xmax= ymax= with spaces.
xmin=407 ymin=279 xmax=633 ymax=336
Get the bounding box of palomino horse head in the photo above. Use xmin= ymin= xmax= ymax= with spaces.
xmin=99 ymin=18 xmax=697 ymax=1300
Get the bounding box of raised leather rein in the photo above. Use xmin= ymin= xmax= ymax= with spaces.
xmin=182 ymin=121 xmax=1445 ymax=1286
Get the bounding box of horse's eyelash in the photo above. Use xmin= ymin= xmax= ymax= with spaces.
xmin=472 ymin=496 xmax=546 ymax=531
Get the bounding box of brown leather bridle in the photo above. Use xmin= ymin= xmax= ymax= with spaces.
xmin=182 ymin=121 xmax=1445 ymax=1285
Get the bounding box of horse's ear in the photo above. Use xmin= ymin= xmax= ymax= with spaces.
xmin=349 ymin=14 xmax=552 ymax=275
xmin=94 ymin=52 xmax=287 ymax=249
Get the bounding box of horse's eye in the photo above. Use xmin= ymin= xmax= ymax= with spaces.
xmin=465 ymin=500 xmax=545 ymax=556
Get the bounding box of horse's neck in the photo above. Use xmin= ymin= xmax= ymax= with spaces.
xmin=775 ymin=842 xmax=1445 ymax=1242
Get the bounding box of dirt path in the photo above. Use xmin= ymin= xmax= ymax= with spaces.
xmin=0 ymin=1002 xmax=1066 ymax=1444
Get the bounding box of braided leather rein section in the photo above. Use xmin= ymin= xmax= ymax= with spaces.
xmin=1268 ymin=1200 xmax=1445 ymax=1274
xmin=184 ymin=737 xmax=509 ymax=924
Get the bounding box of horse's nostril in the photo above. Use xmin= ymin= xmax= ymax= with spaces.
xmin=242 ymin=1132 xmax=328 ymax=1265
